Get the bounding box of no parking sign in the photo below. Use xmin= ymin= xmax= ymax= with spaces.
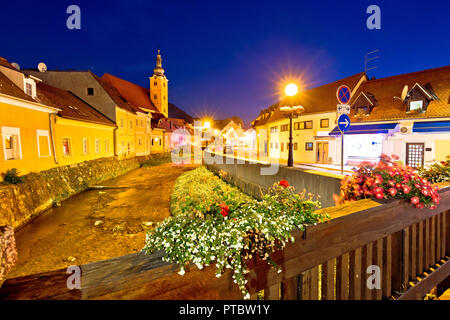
xmin=336 ymin=85 xmax=351 ymax=104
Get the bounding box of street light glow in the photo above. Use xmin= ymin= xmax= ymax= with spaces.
xmin=285 ymin=83 xmax=298 ymax=97
xmin=203 ymin=121 xmax=211 ymax=129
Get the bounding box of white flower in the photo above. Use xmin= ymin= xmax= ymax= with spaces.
xmin=243 ymin=293 xmax=251 ymax=300
xmin=178 ymin=268 xmax=185 ymax=276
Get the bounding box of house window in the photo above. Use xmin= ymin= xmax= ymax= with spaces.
xmin=270 ymin=126 xmax=278 ymax=133
xmin=141 ymin=120 xmax=144 ymax=127
xmin=95 ymin=139 xmax=100 ymax=153
xmin=281 ymin=143 xmax=284 ymax=152
xmin=130 ymin=120 xmax=133 ymax=129
xmin=152 ymin=138 xmax=154 ymax=146
xmin=270 ymin=142 xmax=273 ymax=149
xmin=281 ymin=124 xmax=289 ymax=132
xmin=159 ymin=138 xmax=162 ymax=146
xmin=305 ymin=142 xmax=314 ymax=151
xmin=305 ymin=121 xmax=313 ymax=129
xmin=154 ymin=94 xmax=157 ymax=99
xmin=275 ymin=143 xmax=278 ymax=149
xmin=83 ymin=138 xmax=89 ymax=154
xmin=2 ymin=127 xmax=22 ymax=160
xmin=62 ymin=138 xmax=71 ymax=156
xmin=105 ymin=139 xmax=110 ymax=153
xmin=154 ymin=81 xmax=157 ymax=86
xmin=87 ymin=88 xmax=94 ymax=96
xmin=409 ymin=100 xmax=423 ymax=112
xmin=163 ymin=95 xmax=166 ymax=100
xmin=120 ymin=118 xmax=124 ymax=128
xmin=138 ymin=137 xmax=143 ymax=146
xmin=320 ymin=119 xmax=329 ymax=128
xmin=356 ymin=106 xmax=369 ymax=116
xmin=25 ymin=82 xmax=33 ymax=96
xmin=37 ymin=130 xmax=51 ymax=157
xmin=294 ymin=122 xmax=301 ymax=130
xmin=294 ymin=142 xmax=298 ymax=151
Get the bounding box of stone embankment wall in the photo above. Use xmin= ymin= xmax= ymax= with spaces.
xmin=0 ymin=155 xmax=163 ymax=229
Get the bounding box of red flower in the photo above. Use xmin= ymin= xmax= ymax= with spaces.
xmin=402 ymin=185 xmax=411 ymax=194
xmin=374 ymin=187 xmax=384 ymax=194
xmin=279 ymin=179 xmax=289 ymax=188
xmin=415 ymin=203 xmax=425 ymax=209
xmin=430 ymin=205 xmax=437 ymax=210
xmin=388 ymin=188 xmax=397 ymax=196
xmin=219 ymin=202 xmax=229 ymax=217
xmin=375 ymin=192 xmax=384 ymax=199
xmin=410 ymin=197 xmax=420 ymax=205
xmin=391 ymin=154 xmax=400 ymax=160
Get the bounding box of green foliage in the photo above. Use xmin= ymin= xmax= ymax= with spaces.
xmin=140 ymin=154 xmax=172 ymax=168
xmin=418 ymin=158 xmax=450 ymax=183
xmin=144 ymin=167 xmax=326 ymax=298
xmin=1 ymin=168 xmax=24 ymax=185
xmin=170 ymin=166 xmax=252 ymax=218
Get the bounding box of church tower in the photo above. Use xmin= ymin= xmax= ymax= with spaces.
xmin=150 ymin=49 xmax=168 ymax=118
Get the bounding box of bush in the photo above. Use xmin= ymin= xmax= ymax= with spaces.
xmin=144 ymin=167 xmax=326 ymax=298
xmin=1 ymin=168 xmax=24 ymax=184
xmin=170 ymin=166 xmax=252 ymax=217
xmin=418 ymin=158 xmax=450 ymax=183
xmin=337 ymin=154 xmax=441 ymax=209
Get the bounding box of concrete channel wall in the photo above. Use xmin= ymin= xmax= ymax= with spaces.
xmin=205 ymin=152 xmax=342 ymax=208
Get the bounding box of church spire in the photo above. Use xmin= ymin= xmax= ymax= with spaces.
xmin=153 ymin=49 xmax=165 ymax=76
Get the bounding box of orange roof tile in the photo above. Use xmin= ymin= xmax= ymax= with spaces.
xmin=349 ymin=65 xmax=450 ymax=122
xmin=100 ymin=73 xmax=158 ymax=114
xmin=36 ymin=82 xmax=116 ymax=126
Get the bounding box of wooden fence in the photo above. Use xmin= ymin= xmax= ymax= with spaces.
xmin=1 ymin=187 xmax=449 ymax=300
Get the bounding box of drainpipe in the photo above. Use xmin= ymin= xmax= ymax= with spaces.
xmin=49 ymin=113 xmax=58 ymax=164
xmin=113 ymin=127 xmax=118 ymax=157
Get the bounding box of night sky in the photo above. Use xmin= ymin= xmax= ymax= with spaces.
xmin=1 ymin=0 xmax=449 ymax=125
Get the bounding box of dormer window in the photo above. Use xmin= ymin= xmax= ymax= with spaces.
xmin=356 ymin=106 xmax=369 ymax=116
xmin=405 ymin=83 xmax=436 ymax=113
xmin=23 ymin=78 xmax=36 ymax=98
xmin=352 ymin=92 xmax=377 ymax=117
xmin=25 ymin=83 xmax=33 ymax=96
xmin=409 ymin=100 xmax=423 ymax=112
xmin=87 ymin=88 xmax=94 ymax=96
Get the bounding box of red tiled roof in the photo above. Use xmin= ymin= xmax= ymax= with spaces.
xmin=349 ymin=65 xmax=450 ymax=122
xmin=0 ymin=57 xmax=16 ymax=70
xmin=36 ymin=82 xmax=116 ymax=126
xmin=101 ymin=73 xmax=158 ymax=114
xmin=0 ymin=71 xmax=37 ymax=103
xmin=252 ymin=72 xmax=366 ymax=127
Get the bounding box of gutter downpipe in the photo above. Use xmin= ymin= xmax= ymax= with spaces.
xmin=49 ymin=113 xmax=58 ymax=164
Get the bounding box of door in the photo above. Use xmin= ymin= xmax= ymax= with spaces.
xmin=406 ymin=143 xmax=424 ymax=168
xmin=317 ymin=142 xmax=329 ymax=164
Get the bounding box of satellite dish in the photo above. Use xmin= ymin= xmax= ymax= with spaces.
xmin=11 ymin=62 xmax=20 ymax=71
xmin=401 ymin=85 xmax=409 ymax=100
xmin=38 ymin=62 xmax=47 ymax=72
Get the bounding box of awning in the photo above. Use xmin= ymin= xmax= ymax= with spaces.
xmin=412 ymin=120 xmax=450 ymax=133
xmin=329 ymin=123 xmax=398 ymax=136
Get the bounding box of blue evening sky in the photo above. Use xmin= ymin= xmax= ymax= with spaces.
xmin=1 ymin=0 xmax=449 ymax=124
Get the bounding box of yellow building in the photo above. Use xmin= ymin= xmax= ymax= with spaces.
xmin=0 ymin=71 xmax=59 ymax=175
xmin=0 ymin=60 xmax=116 ymax=178
xmin=252 ymin=72 xmax=367 ymax=164
xmin=36 ymin=82 xmax=116 ymax=166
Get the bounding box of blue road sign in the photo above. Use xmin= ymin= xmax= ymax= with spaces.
xmin=337 ymin=85 xmax=351 ymax=104
xmin=338 ymin=114 xmax=351 ymax=133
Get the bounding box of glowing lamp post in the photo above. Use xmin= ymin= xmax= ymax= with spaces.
xmin=280 ymin=83 xmax=304 ymax=167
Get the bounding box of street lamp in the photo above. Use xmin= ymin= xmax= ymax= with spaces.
xmin=280 ymin=83 xmax=304 ymax=167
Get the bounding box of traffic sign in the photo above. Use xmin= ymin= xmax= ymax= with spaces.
xmin=337 ymin=104 xmax=350 ymax=115
xmin=336 ymin=85 xmax=351 ymax=104
xmin=338 ymin=114 xmax=351 ymax=133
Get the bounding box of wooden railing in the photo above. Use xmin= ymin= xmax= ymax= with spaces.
xmin=1 ymin=187 xmax=449 ymax=300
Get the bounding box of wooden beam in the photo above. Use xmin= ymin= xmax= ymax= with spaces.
xmin=398 ymin=258 xmax=450 ymax=300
